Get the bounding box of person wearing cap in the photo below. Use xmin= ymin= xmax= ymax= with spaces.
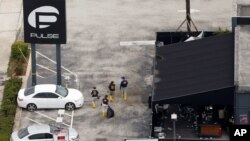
xmin=108 ymin=81 xmax=115 ymax=102
xmin=90 ymin=87 xmax=99 ymax=108
xmin=101 ymin=95 xmax=109 ymax=117
xmin=120 ymin=77 xmax=128 ymax=101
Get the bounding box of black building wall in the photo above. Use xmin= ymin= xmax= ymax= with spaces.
xmin=152 ymin=32 xmax=235 ymax=138
xmin=156 ymin=31 xmax=214 ymax=45
xmin=154 ymin=33 xmax=234 ymax=104
xmin=235 ymin=92 xmax=250 ymax=124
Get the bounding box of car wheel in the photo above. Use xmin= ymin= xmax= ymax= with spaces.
xmin=27 ymin=103 xmax=37 ymax=112
xmin=65 ymin=102 xmax=75 ymax=111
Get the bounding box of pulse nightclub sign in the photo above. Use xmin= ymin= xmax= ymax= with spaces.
xmin=23 ymin=0 xmax=66 ymax=44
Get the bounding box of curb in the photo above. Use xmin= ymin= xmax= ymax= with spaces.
xmin=13 ymin=51 xmax=31 ymax=131
xmin=13 ymin=1 xmax=26 ymax=131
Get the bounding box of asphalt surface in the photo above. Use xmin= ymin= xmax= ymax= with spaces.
xmin=18 ymin=0 xmax=234 ymax=141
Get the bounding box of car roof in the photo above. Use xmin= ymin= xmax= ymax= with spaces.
xmin=34 ymin=84 xmax=57 ymax=93
xmin=27 ymin=124 xmax=51 ymax=134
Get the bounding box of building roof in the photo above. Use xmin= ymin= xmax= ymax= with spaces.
xmin=153 ymin=33 xmax=234 ymax=103
xmin=35 ymin=84 xmax=56 ymax=93
xmin=28 ymin=124 xmax=51 ymax=134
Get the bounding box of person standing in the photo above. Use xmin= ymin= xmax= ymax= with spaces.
xmin=90 ymin=87 xmax=99 ymax=109
xmin=120 ymin=76 xmax=128 ymax=101
xmin=108 ymin=81 xmax=115 ymax=102
xmin=101 ymin=95 xmax=109 ymax=118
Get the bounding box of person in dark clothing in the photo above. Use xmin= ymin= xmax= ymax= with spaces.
xmin=90 ymin=87 xmax=99 ymax=108
xmin=108 ymin=81 xmax=115 ymax=102
xmin=120 ymin=77 xmax=128 ymax=100
xmin=101 ymin=95 xmax=109 ymax=117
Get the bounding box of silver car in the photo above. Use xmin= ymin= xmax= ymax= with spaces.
xmin=11 ymin=124 xmax=79 ymax=141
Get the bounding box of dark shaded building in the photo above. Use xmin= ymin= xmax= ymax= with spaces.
xmin=151 ymin=32 xmax=235 ymax=139
xmin=154 ymin=33 xmax=234 ymax=105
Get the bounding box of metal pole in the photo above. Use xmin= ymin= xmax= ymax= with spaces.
xmin=173 ymin=120 xmax=176 ymax=141
xmin=56 ymin=44 xmax=62 ymax=85
xmin=176 ymin=19 xmax=187 ymax=32
xmin=186 ymin=0 xmax=191 ymax=32
xmin=31 ymin=44 xmax=36 ymax=86
xmin=232 ymin=17 xmax=237 ymax=33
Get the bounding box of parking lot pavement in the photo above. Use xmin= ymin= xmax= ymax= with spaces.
xmin=20 ymin=89 xmax=151 ymax=141
xmin=18 ymin=0 xmax=233 ymax=141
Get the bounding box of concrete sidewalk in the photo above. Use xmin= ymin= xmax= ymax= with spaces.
xmin=0 ymin=0 xmax=22 ymax=104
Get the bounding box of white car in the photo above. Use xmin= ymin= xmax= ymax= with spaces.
xmin=11 ymin=124 xmax=79 ymax=141
xmin=17 ymin=84 xmax=84 ymax=111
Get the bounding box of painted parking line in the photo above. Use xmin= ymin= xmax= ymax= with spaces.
xmin=37 ymin=63 xmax=57 ymax=74
xmin=37 ymin=73 xmax=45 ymax=78
xmin=120 ymin=40 xmax=155 ymax=46
xmin=33 ymin=111 xmax=71 ymax=127
xmin=36 ymin=51 xmax=80 ymax=89
xmin=25 ymin=117 xmax=42 ymax=125
xmin=70 ymin=111 xmax=74 ymax=128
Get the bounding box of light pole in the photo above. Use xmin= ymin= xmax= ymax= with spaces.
xmin=171 ymin=113 xmax=177 ymax=141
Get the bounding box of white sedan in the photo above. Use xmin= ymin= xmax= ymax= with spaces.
xmin=17 ymin=84 xmax=84 ymax=111
xmin=11 ymin=124 xmax=79 ymax=141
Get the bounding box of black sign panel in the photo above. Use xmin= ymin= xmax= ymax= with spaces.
xmin=23 ymin=0 xmax=66 ymax=44
xmin=230 ymin=125 xmax=250 ymax=141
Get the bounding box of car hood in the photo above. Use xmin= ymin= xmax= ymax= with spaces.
xmin=68 ymin=128 xmax=79 ymax=141
xmin=67 ymin=89 xmax=83 ymax=100
xmin=10 ymin=131 xmax=20 ymax=141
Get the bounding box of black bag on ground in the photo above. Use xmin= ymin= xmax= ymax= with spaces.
xmin=107 ymin=106 xmax=114 ymax=118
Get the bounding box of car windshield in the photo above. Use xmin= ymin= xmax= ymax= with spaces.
xmin=24 ymin=87 xmax=34 ymax=96
xmin=55 ymin=86 xmax=68 ymax=97
xmin=17 ymin=127 xmax=29 ymax=139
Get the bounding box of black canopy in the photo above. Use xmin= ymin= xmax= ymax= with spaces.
xmin=153 ymin=33 xmax=234 ymax=105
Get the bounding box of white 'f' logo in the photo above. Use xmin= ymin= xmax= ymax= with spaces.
xmin=28 ymin=6 xmax=59 ymax=29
